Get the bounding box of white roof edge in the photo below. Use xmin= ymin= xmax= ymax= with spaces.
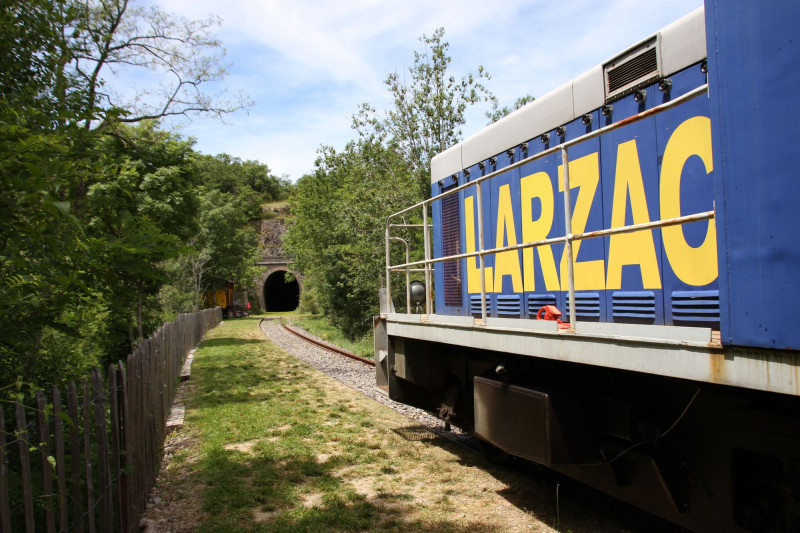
xmin=660 ymin=7 xmax=706 ymax=77
xmin=430 ymin=142 xmax=462 ymax=183
xmin=431 ymin=5 xmax=706 ymax=184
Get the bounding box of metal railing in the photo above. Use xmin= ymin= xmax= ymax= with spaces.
xmin=386 ymin=84 xmax=714 ymax=328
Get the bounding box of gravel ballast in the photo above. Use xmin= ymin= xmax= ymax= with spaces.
xmin=258 ymin=318 xmax=476 ymax=450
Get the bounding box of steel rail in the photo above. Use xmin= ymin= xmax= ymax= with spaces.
xmin=264 ymin=318 xmax=376 ymax=367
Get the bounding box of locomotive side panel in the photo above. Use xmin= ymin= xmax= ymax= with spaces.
xmin=432 ymin=62 xmax=718 ymax=328
xmin=707 ymin=0 xmax=800 ymax=349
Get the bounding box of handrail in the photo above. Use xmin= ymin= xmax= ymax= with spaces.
xmin=385 ymin=84 xmax=712 ymax=328
xmin=389 ymin=236 xmax=411 ymax=313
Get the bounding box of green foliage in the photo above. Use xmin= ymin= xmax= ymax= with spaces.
xmin=485 ymin=94 xmax=536 ymax=124
xmin=284 ymin=141 xmax=422 ymax=338
xmin=194 ymin=153 xmax=292 ymax=220
xmin=0 ymin=116 xmax=92 ymax=389
xmin=197 ymin=189 xmax=261 ymax=286
xmin=78 ymin=122 xmax=201 ymax=345
xmin=352 ymin=27 xmax=494 ymax=197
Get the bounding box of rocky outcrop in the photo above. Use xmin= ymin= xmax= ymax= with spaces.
xmin=254 ymin=219 xmax=287 ymax=261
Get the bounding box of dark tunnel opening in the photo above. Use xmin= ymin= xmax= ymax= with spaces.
xmin=263 ymin=270 xmax=300 ymax=312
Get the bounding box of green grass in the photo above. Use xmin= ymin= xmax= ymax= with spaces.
xmin=170 ymin=317 xmax=490 ymax=532
xmin=177 ymin=318 xmax=385 ymax=531
xmin=155 ymin=317 xmax=568 ymax=532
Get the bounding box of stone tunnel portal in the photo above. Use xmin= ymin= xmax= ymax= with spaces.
xmin=263 ymin=270 xmax=300 ymax=312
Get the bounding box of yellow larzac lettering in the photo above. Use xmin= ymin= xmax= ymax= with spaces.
xmin=660 ymin=116 xmax=718 ymax=286
xmin=606 ymin=140 xmax=662 ymax=290
xmin=558 ymin=153 xmax=606 ymax=291
xmin=520 ymin=172 xmax=560 ymax=291
xmin=493 ymin=184 xmax=523 ymax=292
xmin=464 ymin=195 xmax=493 ymax=293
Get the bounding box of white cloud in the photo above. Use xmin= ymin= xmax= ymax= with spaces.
xmin=148 ymin=0 xmax=703 ymax=180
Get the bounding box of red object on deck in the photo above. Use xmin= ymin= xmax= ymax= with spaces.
xmin=537 ymin=305 xmax=570 ymax=329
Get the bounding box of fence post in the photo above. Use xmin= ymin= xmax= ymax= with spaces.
xmin=81 ymin=380 xmax=96 ymax=533
xmin=52 ymin=387 xmax=67 ymax=533
xmin=67 ymin=383 xmax=83 ymax=533
xmin=35 ymin=390 xmax=55 ymax=533
xmin=91 ymin=369 xmax=111 ymax=532
xmin=15 ymin=400 xmax=34 ymax=533
xmin=0 ymin=409 xmax=11 ymax=533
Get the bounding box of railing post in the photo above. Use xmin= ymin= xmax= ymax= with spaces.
xmin=385 ymin=218 xmax=391 ymax=313
xmin=561 ymin=146 xmax=577 ymax=330
xmin=476 ymin=181 xmax=488 ymax=324
xmin=422 ymin=205 xmax=432 ymax=315
xmin=388 ymin=237 xmax=411 ymax=313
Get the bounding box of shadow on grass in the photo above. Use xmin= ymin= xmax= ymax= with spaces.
xmin=199 ymin=337 xmax=266 ymax=349
xmin=185 ymin=439 xmax=513 ymax=531
xmin=387 ymin=423 xmax=689 ymax=533
xmin=182 ymin=441 xmax=508 ymax=533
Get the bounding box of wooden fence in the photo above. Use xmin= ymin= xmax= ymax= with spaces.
xmin=0 ymin=307 xmax=222 ymax=532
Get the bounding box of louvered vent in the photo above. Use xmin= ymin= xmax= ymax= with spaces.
xmin=470 ymin=295 xmax=491 ymax=318
xmin=672 ymin=290 xmax=720 ymax=325
xmin=441 ymin=191 xmax=462 ymax=307
xmin=612 ymin=291 xmax=656 ymax=320
xmin=604 ymin=37 xmax=661 ymax=101
xmin=565 ymin=293 xmax=601 ymax=320
xmin=496 ymin=295 xmax=522 ymax=317
xmin=527 ymin=294 xmax=557 ymax=318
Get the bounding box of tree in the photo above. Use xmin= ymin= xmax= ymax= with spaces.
xmin=284 ymin=141 xmax=423 ymax=338
xmin=485 ymin=94 xmax=536 ymax=124
xmin=0 ymin=0 xmax=247 ymax=391
xmin=194 ymin=154 xmax=293 ymax=220
xmin=0 ymin=121 xmax=92 ymax=389
xmin=196 ymin=189 xmax=260 ymax=287
xmin=352 ymin=27 xmax=494 ymax=197
xmin=70 ymin=0 xmax=249 ymax=129
xmin=82 ymin=122 xmax=200 ymax=346
xmin=1 ymin=0 xmax=247 ymax=131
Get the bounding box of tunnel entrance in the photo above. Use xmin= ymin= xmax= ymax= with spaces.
xmin=263 ymin=270 xmax=300 ymax=312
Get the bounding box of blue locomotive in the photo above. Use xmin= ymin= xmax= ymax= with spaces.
xmin=376 ymin=2 xmax=800 ymax=531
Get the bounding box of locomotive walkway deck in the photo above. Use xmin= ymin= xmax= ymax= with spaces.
xmin=142 ymin=316 xmax=685 ymax=533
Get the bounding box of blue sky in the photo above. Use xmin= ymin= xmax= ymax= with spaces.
xmin=149 ymin=0 xmax=704 ymax=182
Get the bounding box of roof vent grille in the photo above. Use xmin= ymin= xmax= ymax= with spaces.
xmin=604 ymin=37 xmax=661 ymax=101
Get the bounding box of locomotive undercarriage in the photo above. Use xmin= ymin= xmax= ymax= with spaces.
xmin=382 ymin=333 xmax=800 ymax=532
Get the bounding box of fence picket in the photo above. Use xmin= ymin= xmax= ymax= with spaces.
xmin=36 ymin=390 xmax=56 ymax=533
xmin=82 ymin=380 xmax=96 ymax=533
xmin=91 ymin=369 xmax=111 ymax=533
xmin=15 ymin=401 xmax=34 ymax=533
xmin=0 ymin=409 xmax=11 ymax=533
xmin=67 ymin=382 xmax=83 ymax=533
xmin=118 ymin=360 xmax=132 ymax=533
xmin=108 ymin=364 xmax=123 ymax=533
xmin=52 ymin=387 xmax=67 ymax=533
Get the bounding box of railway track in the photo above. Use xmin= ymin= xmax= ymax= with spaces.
xmin=258 ymin=317 xmax=475 ymax=449
xmin=278 ymin=319 xmax=375 ymax=366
